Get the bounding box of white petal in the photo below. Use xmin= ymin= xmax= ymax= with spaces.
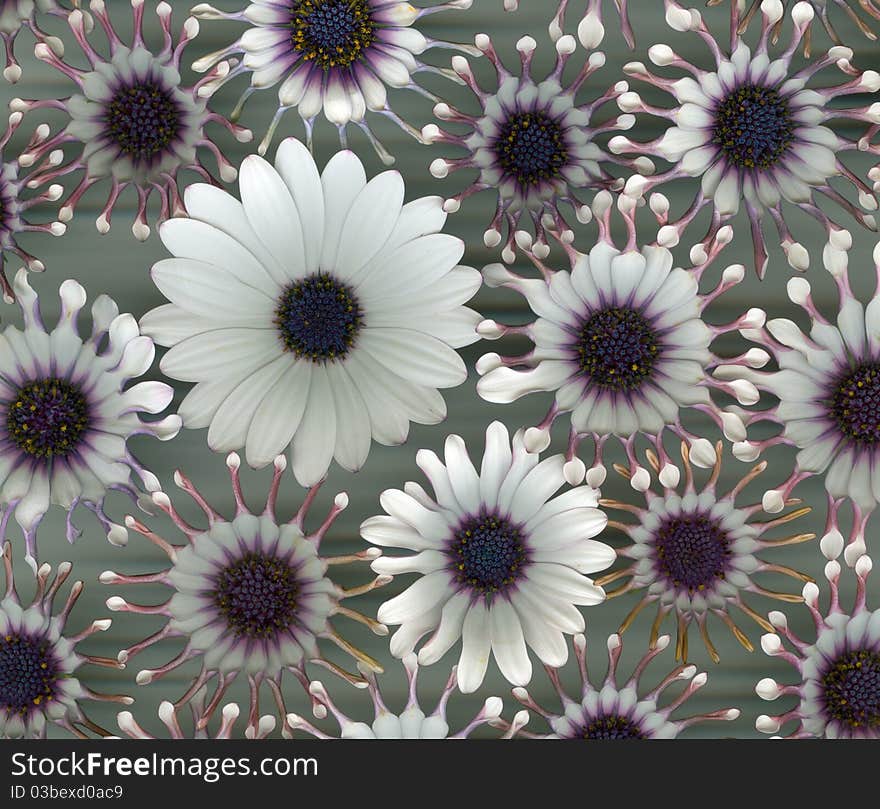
xmin=489 ymin=599 xmax=531 ymax=686
xmin=479 ymin=421 xmax=512 ymax=510
xmin=335 ymin=171 xmax=404 ymax=278
xmin=290 ymin=366 xmax=336 ymax=485
xmin=207 ymin=355 xmax=291 ymax=454
xmin=326 ymin=363 xmax=372 ymax=472
xmin=275 ymin=138 xmax=325 ymax=274
xmin=158 ymin=218 xmax=280 ymax=295
xmin=245 ymin=360 xmax=312 ymax=467
xmin=358 ymin=328 xmax=466 ymax=388
xmin=376 ymin=571 xmax=452 ymax=625
xmin=320 ymin=150 xmax=367 ymax=271
xmin=160 ymin=328 xmax=281 ymax=382
xmin=418 ymin=590 xmax=470 ymax=665
xmin=239 ymin=154 xmax=307 ymax=279
xmin=443 ymin=434 xmax=481 ymax=515
xmin=457 ymin=600 xmax=491 ymax=693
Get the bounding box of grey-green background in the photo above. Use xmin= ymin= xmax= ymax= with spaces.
xmin=1 ymin=0 xmax=878 ymax=739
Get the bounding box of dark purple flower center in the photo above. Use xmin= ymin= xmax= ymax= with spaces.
xmin=0 ymin=633 xmax=59 ymax=717
xmin=829 ymin=362 xmax=880 ymax=445
xmin=7 ymin=378 xmax=90 ymax=460
xmin=450 ymin=511 xmax=527 ymax=595
xmin=105 ymin=81 xmax=181 ymax=161
xmin=580 ymin=715 xmax=646 ymax=739
xmin=495 ymin=111 xmax=568 ymax=186
xmin=655 ymin=514 xmax=731 ymax=592
xmin=275 ymin=273 xmax=362 ymax=362
xmin=822 ymin=649 xmax=880 ymax=729
xmin=213 ymin=552 xmax=300 ymax=639
xmin=575 ymin=307 xmax=660 ymax=391
xmin=712 ymin=84 xmax=794 ymax=170
xmin=292 ymin=0 xmax=376 ymax=70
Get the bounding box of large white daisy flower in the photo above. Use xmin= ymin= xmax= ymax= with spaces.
xmin=0 ymin=270 xmax=180 ymax=570
xmin=366 ymin=421 xmax=613 ymax=693
xmin=141 ymin=137 xmax=481 ymax=486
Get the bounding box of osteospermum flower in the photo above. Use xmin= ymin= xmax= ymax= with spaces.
xmin=116 ymin=692 xmax=275 ymax=739
xmin=422 ymin=25 xmax=643 ymax=262
xmin=756 ymin=534 xmax=880 ymax=738
xmin=287 ymin=654 xmax=507 ymax=739
xmin=613 ymin=0 xmax=880 ymax=277
xmin=0 ymin=270 xmax=180 ymax=570
xmin=103 ymin=452 xmax=389 ymax=737
xmin=0 ymin=0 xmax=74 ymax=83
xmin=191 ymin=0 xmax=476 ymax=160
xmin=596 ymin=440 xmax=814 ymax=662
xmin=366 ymin=421 xmax=614 ymax=694
xmin=0 ymin=111 xmax=66 ymax=303
xmin=0 ymin=543 xmax=131 ymax=739
xmin=476 ymin=191 xmax=762 ymax=486
xmin=140 ymin=139 xmax=480 ymax=486
xmin=722 ymin=236 xmax=880 ymax=559
xmin=495 ymin=633 xmax=740 ymax=739
xmin=11 ymin=0 xmax=252 ymax=240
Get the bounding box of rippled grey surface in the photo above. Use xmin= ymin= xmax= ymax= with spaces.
xmin=1 ymin=0 xmax=877 ymax=739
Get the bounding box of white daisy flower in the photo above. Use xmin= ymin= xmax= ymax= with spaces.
xmin=141 ymin=137 xmax=481 ymax=486
xmin=613 ymin=0 xmax=880 ymax=276
xmin=723 ymin=235 xmax=880 ymax=557
xmin=756 ymin=534 xmax=880 ymax=738
xmin=0 ymin=544 xmax=130 ymax=739
xmin=0 ymin=270 xmax=180 ymax=570
xmin=597 ymin=439 xmax=814 ymax=662
xmin=476 ymin=191 xmax=760 ymax=488
xmin=422 ymin=27 xmax=639 ymax=263
xmin=366 ymin=420 xmax=613 ymax=694
xmin=104 ymin=452 xmax=388 ymax=737
xmin=13 ymin=0 xmax=252 ymax=240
